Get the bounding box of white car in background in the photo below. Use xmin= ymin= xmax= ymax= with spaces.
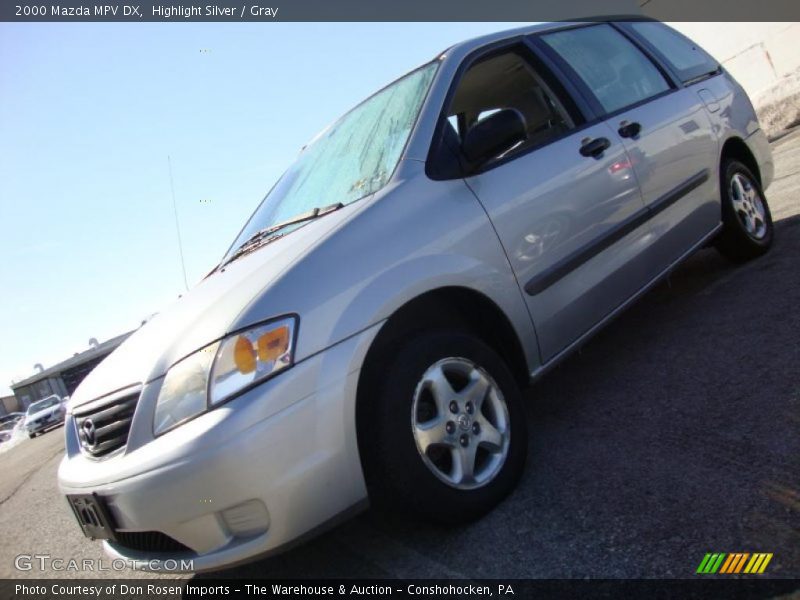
xmin=24 ymin=395 xmax=66 ymax=438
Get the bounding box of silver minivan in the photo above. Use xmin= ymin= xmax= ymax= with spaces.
xmin=59 ymin=20 xmax=774 ymax=571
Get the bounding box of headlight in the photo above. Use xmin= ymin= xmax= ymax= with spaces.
xmin=153 ymin=316 xmax=297 ymax=436
xmin=209 ymin=317 xmax=296 ymax=405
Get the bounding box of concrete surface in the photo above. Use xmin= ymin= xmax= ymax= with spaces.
xmin=1 ymin=130 xmax=799 ymax=580
xmin=755 ymin=72 xmax=800 ymax=141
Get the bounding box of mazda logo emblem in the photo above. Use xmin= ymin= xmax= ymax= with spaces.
xmin=81 ymin=419 xmax=97 ymax=447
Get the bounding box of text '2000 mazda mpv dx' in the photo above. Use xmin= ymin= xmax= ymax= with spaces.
xmin=59 ymin=20 xmax=774 ymax=571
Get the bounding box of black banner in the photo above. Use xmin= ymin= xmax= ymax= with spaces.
xmin=1 ymin=579 xmax=799 ymax=600
xmin=2 ymin=0 xmax=800 ymax=22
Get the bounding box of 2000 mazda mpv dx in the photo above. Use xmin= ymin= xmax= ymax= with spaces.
xmin=59 ymin=20 xmax=774 ymax=571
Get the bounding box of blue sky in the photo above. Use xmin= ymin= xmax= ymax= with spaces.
xmin=0 ymin=22 xmax=528 ymax=396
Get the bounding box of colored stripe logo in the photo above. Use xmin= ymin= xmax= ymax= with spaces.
xmin=696 ymin=553 xmax=773 ymax=574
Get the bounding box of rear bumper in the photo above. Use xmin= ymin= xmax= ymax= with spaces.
xmin=58 ymin=324 xmax=380 ymax=572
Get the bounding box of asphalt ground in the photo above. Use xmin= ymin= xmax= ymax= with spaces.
xmin=1 ymin=130 xmax=798 ymax=581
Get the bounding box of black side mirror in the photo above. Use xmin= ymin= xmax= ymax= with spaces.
xmin=461 ymin=108 xmax=527 ymax=169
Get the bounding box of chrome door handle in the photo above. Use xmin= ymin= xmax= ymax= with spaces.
xmin=618 ymin=120 xmax=642 ymax=138
xmin=579 ymin=137 xmax=611 ymax=158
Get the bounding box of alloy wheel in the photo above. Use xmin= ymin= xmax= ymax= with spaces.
xmin=730 ymin=172 xmax=768 ymax=240
xmin=411 ymin=357 xmax=510 ymax=490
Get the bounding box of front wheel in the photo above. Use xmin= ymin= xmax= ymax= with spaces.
xmin=361 ymin=330 xmax=527 ymax=524
xmin=714 ymin=159 xmax=774 ymax=261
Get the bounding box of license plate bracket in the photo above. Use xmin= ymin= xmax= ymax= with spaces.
xmin=66 ymin=493 xmax=117 ymax=541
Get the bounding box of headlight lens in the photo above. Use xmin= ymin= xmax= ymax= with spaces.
xmin=153 ymin=342 xmax=218 ymax=435
xmin=209 ymin=317 xmax=296 ymax=405
xmin=152 ymin=316 xmax=296 ymax=436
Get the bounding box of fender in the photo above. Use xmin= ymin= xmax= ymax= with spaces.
xmin=231 ymin=160 xmax=541 ymax=376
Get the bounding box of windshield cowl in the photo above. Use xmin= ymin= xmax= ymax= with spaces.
xmin=221 ymin=202 xmax=346 ymax=268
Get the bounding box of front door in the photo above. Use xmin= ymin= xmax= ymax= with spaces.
xmin=443 ymin=43 xmax=651 ymax=363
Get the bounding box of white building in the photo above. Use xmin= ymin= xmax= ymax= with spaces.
xmin=669 ymin=22 xmax=800 ymax=136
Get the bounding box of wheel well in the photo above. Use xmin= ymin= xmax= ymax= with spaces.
xmin=721 ymin=137 xmax=761 ymax=186
xmin=355 ymin=287 xmax=530 ymax=486
xmin=364 ymin=287 xmax=529 ymax=386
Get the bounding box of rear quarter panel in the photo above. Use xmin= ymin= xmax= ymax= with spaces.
xmin=693 ymin=71 xmax=774 ymax=187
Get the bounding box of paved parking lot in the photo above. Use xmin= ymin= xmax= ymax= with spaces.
xmin=2 ymin=130 xmax=799 ymax=580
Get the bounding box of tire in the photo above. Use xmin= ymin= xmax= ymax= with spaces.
xmin=361 ymin=330 xmax=527 ymax=525
xmin=714 ymin=159 xmax=773 ymax=261
xmin=28 ymin=433 xmax=35 ymax=439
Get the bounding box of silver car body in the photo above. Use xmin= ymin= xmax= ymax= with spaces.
xmin=58 ymin=21 xmax=773 ymax=571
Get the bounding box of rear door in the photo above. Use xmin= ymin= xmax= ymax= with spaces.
xmin=435 ymin=42 xmax=651 ymax=363
xmin=537 ymin=23 xmax=720 ymax=276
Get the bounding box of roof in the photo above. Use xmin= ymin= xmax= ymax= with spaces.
xmin=445 ymin=16 xmax=652 ymax=59
xmin=447 ymin=22 xmax=564 ymax=56
xmin=11 ymin=330 xmax=135 ymax=390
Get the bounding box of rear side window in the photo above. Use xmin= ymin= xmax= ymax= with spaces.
xmin=628 ymin=22 xmax=720 ymax=84
xmin=541 ymin=24 xmax=670 ymax=115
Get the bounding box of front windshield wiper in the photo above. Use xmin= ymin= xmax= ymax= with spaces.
xmin=220 ymin=202 xmax=344 ymax=268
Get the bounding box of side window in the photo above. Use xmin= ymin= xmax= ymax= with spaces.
xmin=541 ymin=24 xmax=670 ymax=115
xmin=447 ymin=49 xmax=576 ymax=159
xmin=628 ymin=22 xmax=720 ymax=84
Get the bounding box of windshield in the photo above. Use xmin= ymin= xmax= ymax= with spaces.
xmin=28 ymin=397 xmax=59 ymax=413
xmin=224 ymin=61 xmax=438 ymax=260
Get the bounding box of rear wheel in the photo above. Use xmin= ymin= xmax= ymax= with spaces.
xmin=714 ymin=159 xmax=773 ymax=261
xmin=361 ymin=330 xmax=527 ymax=524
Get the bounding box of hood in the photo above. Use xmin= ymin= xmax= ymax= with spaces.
xmin=70 ymin=205 xmax=357 ymax=408
xmin=27 ymin=406 xmax=62 ymax=422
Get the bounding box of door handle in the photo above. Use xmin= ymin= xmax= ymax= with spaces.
xmin=618 ymin=120 xmax=642 ymax=138
xmin=579 ymin=137 xmax=610 ymax=158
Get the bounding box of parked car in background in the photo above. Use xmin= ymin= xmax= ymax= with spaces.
xmin=0 ymin=412 xmax=26 ymax=443
xmin=24 ymin=395 xmax=65 ymax=438
xmin=0 ymin=412 xmax=24 ymax=427
xmin=59 ymin=19 xmax=773 ymax=571
xmin=0 ymin=420 xmax=19 ymax=443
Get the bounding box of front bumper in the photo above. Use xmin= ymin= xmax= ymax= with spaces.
xmin=27 ymin=412 xmax=65 ymax=433
xmin=58 ymin=324 xmax=380 ymax=572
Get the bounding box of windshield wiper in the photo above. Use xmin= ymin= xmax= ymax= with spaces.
xmin=684 ymin=67 xmax=722 ymax=86
xmin=220 ymin=202 xmax=344 ymax=268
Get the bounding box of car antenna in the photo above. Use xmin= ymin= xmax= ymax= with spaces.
xmin=167 ymin=155 xmax=189 ymax=291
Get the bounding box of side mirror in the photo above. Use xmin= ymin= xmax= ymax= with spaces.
xmin=461 ymin=108 xmax=527 ymax=169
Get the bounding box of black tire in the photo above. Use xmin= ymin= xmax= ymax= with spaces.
xmin=361 ymin=330 xmax=527 ymax=525
xmin=28 ymin=433 xmax=35 ymax=439
xmin=714 ymin=159 xmax=773 ymax=261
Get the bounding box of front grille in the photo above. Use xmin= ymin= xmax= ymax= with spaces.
xmin=114 ymin=531 xmax=192 ymax=554
xmin=73 ymin=392 xmax=139 ymax=458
